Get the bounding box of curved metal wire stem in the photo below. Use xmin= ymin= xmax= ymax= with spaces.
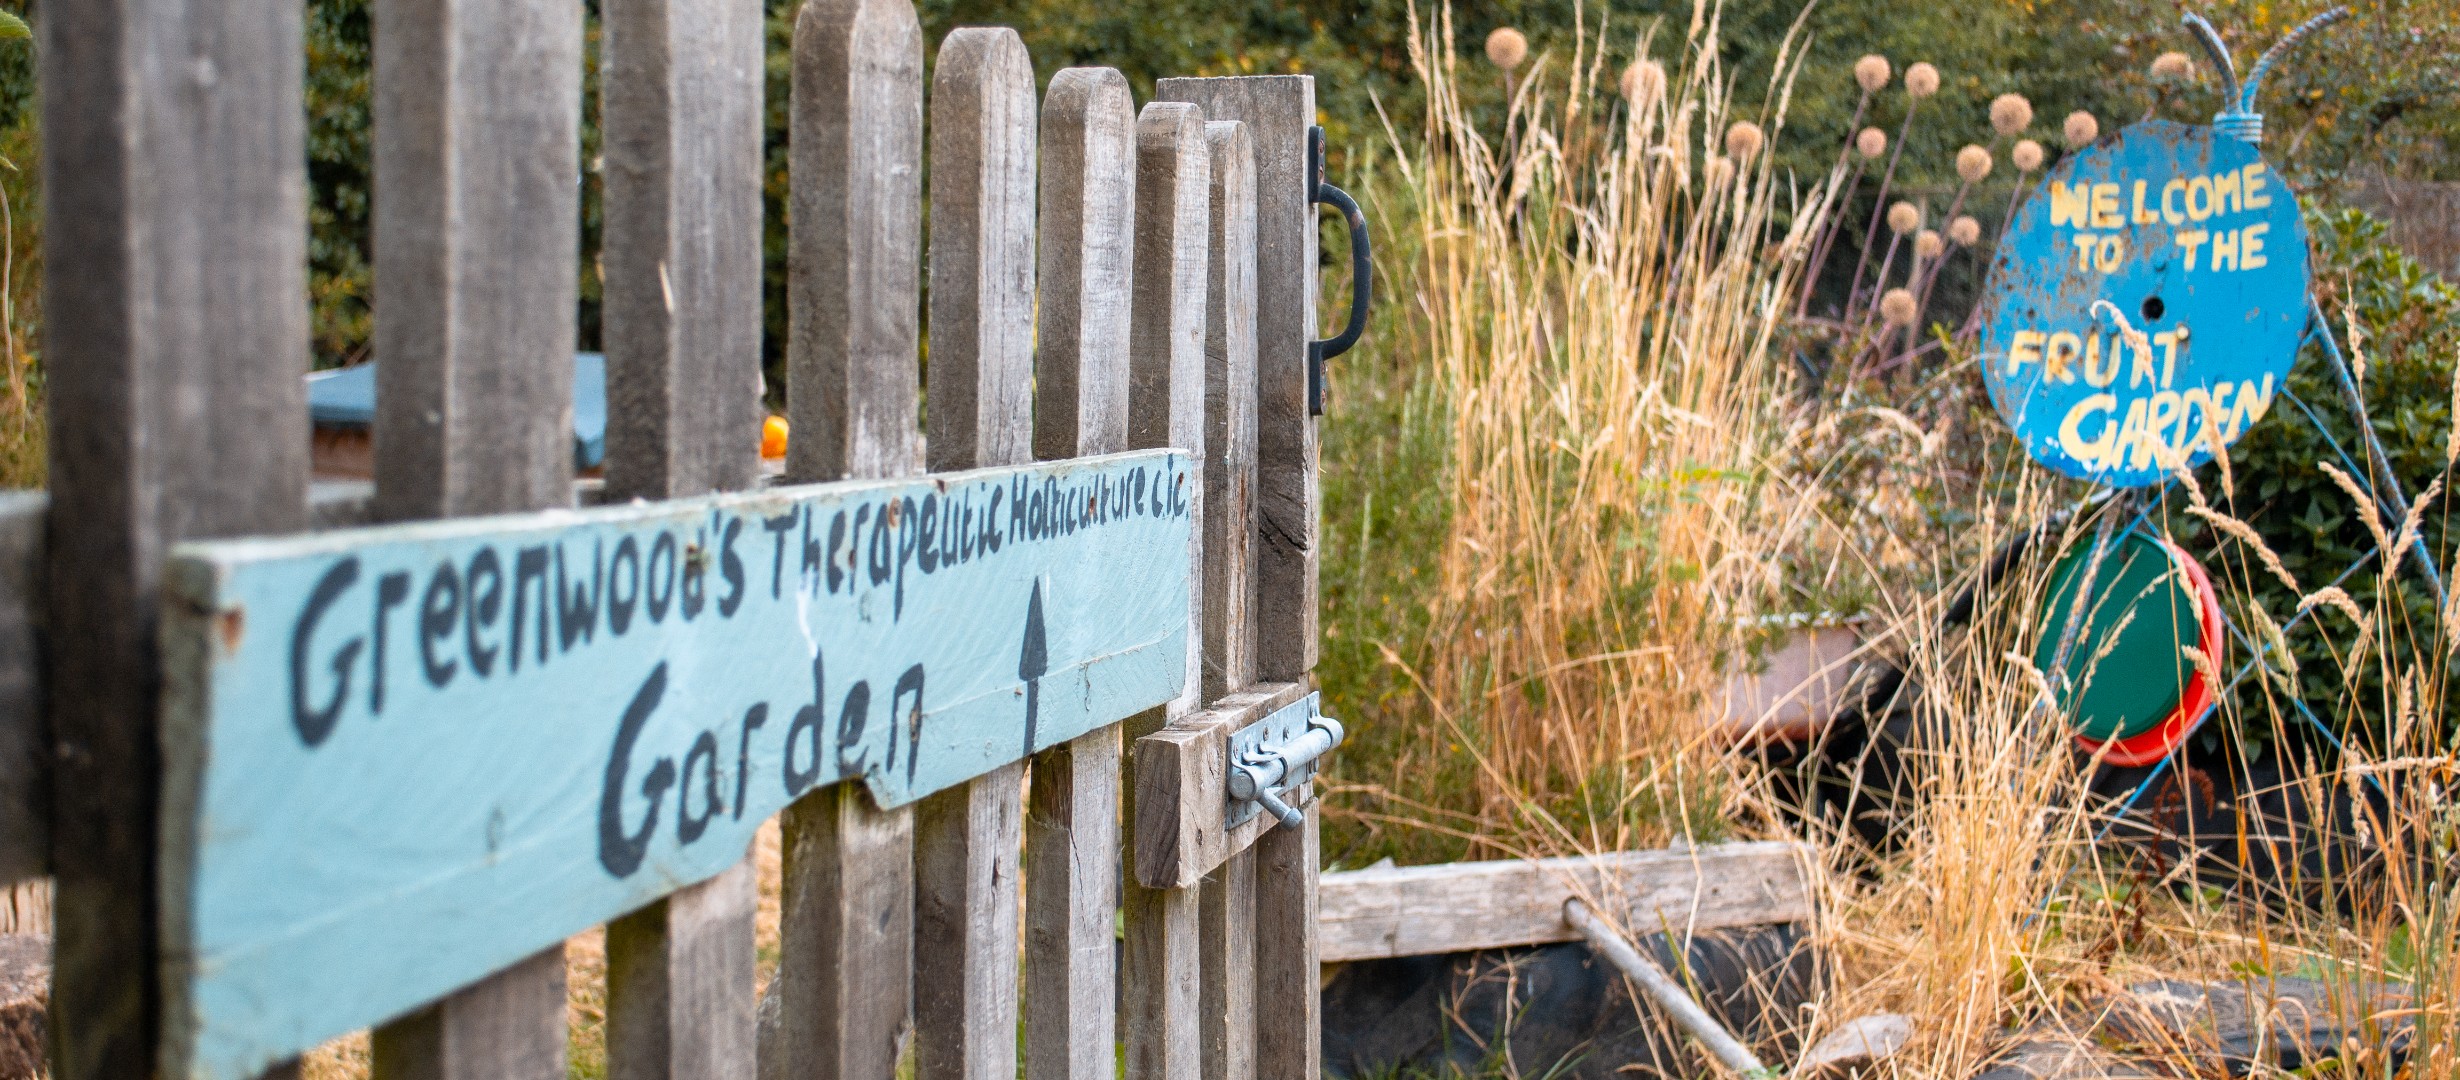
xmin=2241 ymin=7 xmax=2349 ymax=112
xmin=2181 ymin=13 xmax=2242 ymax=103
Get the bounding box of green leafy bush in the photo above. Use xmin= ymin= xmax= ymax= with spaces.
xmin=2164 ymin=206 xmax=2460 ymax=753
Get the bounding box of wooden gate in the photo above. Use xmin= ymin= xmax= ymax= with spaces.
xmin=6 ymin=1 xmax=1332 ymax=1077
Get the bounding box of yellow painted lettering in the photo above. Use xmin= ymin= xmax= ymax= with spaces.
xmin=2186 ymin=175 xmax=2214 ymax=221
xmin=2210 ymin=381 xmax=2239 ymax=439
xmin=2177 ymin=229 xmax=2208 ymax=270
xmin=2050 ymin=181 xmax=2091 ymax=228
xmin=2117 ymin=396 xmax=2153 ymax=470
xmin=2084 ymin=334 xmax=2121 ymax=387
xmin=2159 ymin=329 xmax=2180 ymax=386
xmin=2211 ymin=228 xmax=2240 ymax=272
xmin=2058 ymin=394 xmax=2120 ymax=468
xmin=2176 ymin=386 xmax=2213 ymax=454
xmin=2073 ymin=233 xmax=2098 ymax=271
xmin=2091 ymin=183 xmax=2124 ymax=229
xmin=2046 ymin=332 xmax=2083 ymax=383
xmin=2242 ymin=222 xmax=2268 ymax=269
xmin=2094 ymin=234 xmax=2126 ymax=273
xmin=2132 ymin=180 xmax=2159 ymax=225
xmin=2161 ymin=179 xmax=2187 ymax=225
xmin=2233 ymin=374 xmax=2276 ymax=434
xmin=2007 ymin=329 xmax=2046 ymax=375
xmin=2243 ymin=162 xmax=2271 ymax=209
xmin=2212 ymin=169 xmax=2241 ymax=215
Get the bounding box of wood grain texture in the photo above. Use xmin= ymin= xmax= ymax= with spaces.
xmin=0 ymin=494 xmax=41 ymax=885
xmin=40 ymin=0 xmax=312 ymax=1070
xmin=371 ymin=0 xmax=582 ymax=523
xmin=1119 ymin=711 xmax=1198 ymax=1080
xmin=1198 ymin=121 xmax=1259 ymax=702
xmin=601 ymin=0 xmax=766 ymax=502
xmin=774 ymin=2 xmax=923 ymax=1076
xmin=1016 ymin=65 xmax=1137 ymax=1080
xmin=925 ymin=29 xmax=1036 ymax=475
xmin=607 ymin=860 xmax=757 ymax=1080
xmin=1252 ymin=792 xmax=1319 ymax=1080
xmin=913 ymin=761 xmax=1022 ymax=1080
xmin=359 ymin=2 xmax=582 ymax=1076
xmin=1130 ymin=682 xmax=1307 ymax=890
xmin=599 ymin=2 xmax=765 ymax=1068
xmin=1127 ymin=101 xmax=1211 ymax=723
xmin=911 ymin=35 xmax=1037 ymax=1080
xmin=787 ymin=0 xmax=923 ymax=484
xmin=1153 ymin=78 xmax=1317 ymax=681
xmin=1315 ymin=842 xmax=1817 ymax=963
xmin=1116 ymin=100 xmax=1211 ymax=1080
xmin=1033 ymin=68 xmax=1137 ymax=462
xmin=371 ymin=947 xmax=569 ymax=1080
xmin=1198 ymin=849 xmax=1257 ymax=1080
xmin=768 ymin=786 xmax=913 ymax=1080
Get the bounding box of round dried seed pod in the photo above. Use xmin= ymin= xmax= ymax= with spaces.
xmin=2150 ymin=50 xmax=2194 ymax=81
xmin=2064 ymin=110 xmax=2100 ymax=148
xmin=1956 ymin=144 xmax=1993 ymax=184
xmin=1949 ymin=215 xmax=1982 ymax=246
xmin=1486 ymin=27 xmax=1529 ymax=70
xmin=2012 ymin=138 xmax=2045 ymax=172
xmin=1856 ymin=126 xmax=1888 ymax=159
xmin=1880 ymin=287 xmax=1919 ymax=326
xmin=1854 ymin=54 xmax=1892 ymax=93
xmin=1905 ymin=62 xmax=1940 ymax=98
xmin=1725 ymin=120 xmax=1765 ymax=162
xmin=1887 ymin=200 xmax=1922 ymax=235
xmin=1914 ymin=229 xmax=1945 ymax=259
xmin=1990 ymin=93 xmax=2034 ymax=136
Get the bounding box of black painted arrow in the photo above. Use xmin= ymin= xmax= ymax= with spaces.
xmin=1019 ymin=580 xmax=1047 ymax=758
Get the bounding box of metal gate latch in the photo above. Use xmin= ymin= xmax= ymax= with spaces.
xmin=1226 ymin=693 xmax=1345 ymax=830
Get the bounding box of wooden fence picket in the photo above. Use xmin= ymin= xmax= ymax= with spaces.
xmin=1019 ymin=66 xmax=1137 ymax=1080
xmin=598 ymin=0 xmax=768 ymax=1072
xmin=771 ymin=0 xmax=925 ymax=1077
xmin=1119 ymin=99 xmax=1214 ymax=1080
xmin=42 ymin=0 xmax=314 ymax=1072
xmin=1196 ymin=118 xmax=1262 ymax=1080
xmin=1157 ymin=76 xmax=1324 ymax=1080
xmin=364 ymin=0 xmax=586 ymax=1076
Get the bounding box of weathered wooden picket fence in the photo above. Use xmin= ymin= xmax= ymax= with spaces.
xmin=6 ymin=1 xmax=1343 ymax=1077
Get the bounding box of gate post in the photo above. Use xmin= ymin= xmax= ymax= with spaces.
xmin=1154 ymin=75 xmax=1321 ymax=1080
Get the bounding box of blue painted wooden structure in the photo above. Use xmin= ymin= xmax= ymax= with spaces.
xmin=159 ymin=452 xmax=1191 ymax=1078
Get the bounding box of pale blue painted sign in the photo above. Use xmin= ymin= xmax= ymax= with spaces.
xmin=158 ymin=450 xmax=1193 ymax=1080
xmin=1977 ymin=120 xmax=2308 ymax=487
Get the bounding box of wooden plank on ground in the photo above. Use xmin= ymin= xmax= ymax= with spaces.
xmin=770 ymin=2 xmax=923 ymax=1077
xmin=1021 ymin=66 xmax=1137 ymax=1080
xmin=908 ymin=27 xmax=1037 ymax=1080
xmin=43 ymin=0 xmax=313 ymax=1071
xmin=1154 ymin=77 xmax=1318 ymax=683
xmin=1118 ymin=98 xmax=1210 ymax=1080
xmin=1315 ymin=842 xmax=1818 ymax=963
xmin=598 ymin=0 xmax=766 ymax=1070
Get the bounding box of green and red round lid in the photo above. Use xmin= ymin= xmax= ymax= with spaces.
xmin=2033 ymin=530 xmax=2221 ymax=766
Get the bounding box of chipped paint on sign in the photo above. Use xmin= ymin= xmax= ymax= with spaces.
xmin=1977 ymin=120 xmax=2308 ymax=487
xmin=157 ymin=450 xmax=1193 ymax=1080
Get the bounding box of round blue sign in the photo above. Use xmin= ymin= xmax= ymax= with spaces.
xmin=1977 ymin=120 xmax=2308 ymax=488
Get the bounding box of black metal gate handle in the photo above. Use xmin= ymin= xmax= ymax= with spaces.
xmin=1307 ymin=125 xmax=1370 ymax=416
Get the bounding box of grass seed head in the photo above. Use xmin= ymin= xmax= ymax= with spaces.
xmin=2012 ymin=137 xmax=2046 ymax=171
xmin=1990 ymin=93 xmax=2034 ymax=135
xmin=1620 ymin=59 xmax=1666 ymax=110
xmin=1887 ymin=200 xmax=1922 ymax=235
xmin=1880 ymin=287 xmax=1919 ymax=325
xmin=1855 ymin=54 xmax=1892 ymax=93
xmin=2064 ymin=110 xmax=2100 ymax=148
xmin=2150 ymin=50 xmax=2195 ymax=81
xmin=1915 ymin=228 xmax=1945 ymax=258
xmin=1725 ymin=120 xmax=1765 ymax=162
xmin=1485 ymin=27 xmax=1529 ymax=70
xmin=1857 ymin=125 xmax=1888 ymax=158
xmin=1905 ymin=62 xmax=1941 ymax=98
xmin=1949 ymin=215 xmax=1981 ymax=246
xmin=1956 ymin=144 xmax=1993 ymax=183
